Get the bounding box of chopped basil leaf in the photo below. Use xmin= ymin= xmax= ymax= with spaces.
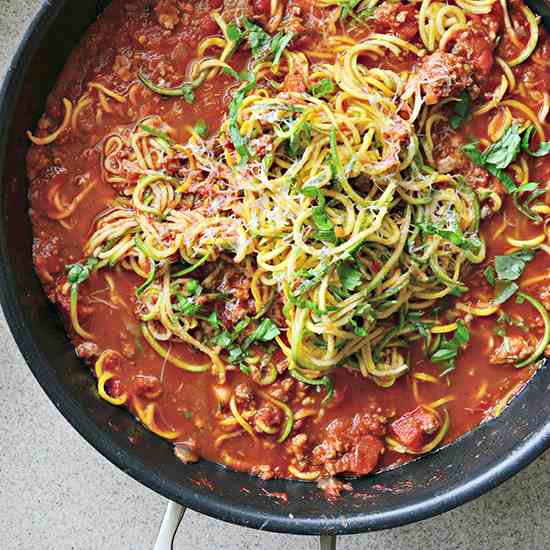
xmin=228 ymin=71 xmax=257 ymax=164
xmin=294 ymin=262 xmax=331 ymax=296
xmin=301 ymin=185 xmax=324 ymax=202
xmin=193 ymin=119 xmax=208 ymax=138
xmin=453 ymin=322 xmax=470 ymax=346
xmin=430 ymin=321 xmax=469 ymax=368
xmin=288 ymin=121 xmax=312 ymax=157
xmin=449 ymin=90 xmax=470 ymax=130
xmin=492 ymin=281 xmax=519 ymax=305
xmin=482 ymin=124 xmax=521 ymax=169
xmin=175 ymin=295 xmax=201 ymax=316
xmin=431 ymin=348 xmax=458 ymax=362
xmin=186 ymin=279 xmax=201 ymax=295
xmin=494 ymin=249 xmax=536 ymax=281
xmin=513 ymin=182 xmax=545 ymax=222
xmin=248 ymin=318 xmax=280 ymax=342
xmin=181 ymin=84 xmax=195 ymax=104
xmin=227 ymin=22 xmax=244 ymax=43
xmin=516 ymin=181 xmax=539 ymax=194
xmin=462 ymin=125 xmax=522 ymax=194
xmin=309 ymin=79 xmax=335 ymax=99
xmin=338 ymin=0 xmax=362 ymax=20
xmin=228 ymin=345 xmax=246 ymax=363
xmin=243 ymin=20 xmax=271 ymax=58
xmin=241 ymin=20 xmax=293 ymax=64
xmin=418 ymin=222 xmax=480 ymax=251
xmin=311 ymin=205 xmax=337 ymax=243
xmin=214 ymin=331 xmax=233 ymax=348
xmin=207 ymin=311 xmax=220 ymax=328
xmin=484 ymin=265 xmax=496 ymax=287
xmin=271 ymin=31 xmax=295 ymax=65
xmin=337 ymin=262 xmax=363 ymax=291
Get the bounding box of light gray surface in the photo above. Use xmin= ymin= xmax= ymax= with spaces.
xmin=0 ymin=2 xmax=548 ymax=549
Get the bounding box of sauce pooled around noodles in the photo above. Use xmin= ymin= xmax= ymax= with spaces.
xmin=27 ymin=0 xmax=550 ymax=481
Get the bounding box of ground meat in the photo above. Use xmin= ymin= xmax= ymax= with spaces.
xmin=33 ymin=235 xmax=63 ymax=284
xmin=250 ymin=464 xmax=278 ymax=480
xmin=105 ymin=377 xmax=123 ymax=398
xmin=75 ymin=341 xmax=100 ymax=360
xmin=222 ymin=0 xmax=254 ymax=22
xmin=112 ymin=54 xmax=133 ymax=82
xmin=268 ymin=377 xmax=295 ymax=402
xmin=175 ymin=440 xmax=200 ymax=463
xmin=234 ymin=383 xmax=255 ymax=406
xmin=102 ymin=350 xmax=123 ymax=371
xmin=317 ymin=477 xmax=353 ymax=499
xmin=350 ymin=412 xmax=386 ymax=437
xmin=432 ymin=126 xmax=492 ymax=191
xmin=452 ymin=21 xmax=496 ymax=82
xmin=331 ymin=435 xmax=385 ymax=476
xmin=388 ymin=406 xmax=441 ymax=451
xmin=416 ymin=52 xmax=473 ymax=105
xmin=121 ymin=340 xmax=136 ymax=359
xmin=132 ymin=375 xmax=163 ymax=399
xmin=372 ymin=3 xmax=419 ymax=40
xmin=155 ymin=0 xmax=181 ymax=29
xmin=26 ymin=145 xmax=53 ymax=180
xmin=216 ymin=268 xmax=256 ymax=328
xmin=489 ymin=336 xmax=535 ymax=365
xmin=539 ymin=286 xmax=550 ymax=311
xmin=220 ymin=298 xmax=256 ymax=327
xmin=253 ymin=404 xmax=283 ymax=432
xmin=219 ymin=269 xmax=251 ymax=300
xmin=280 ymin=4 xmax=306 ymax=35
xmin=288 ymin=433 xmax=309 ymax=461
xmin=312 ymin=413 xmax=386 ymax=476
xmin=281 ymin=61 xmax=307 ymax=93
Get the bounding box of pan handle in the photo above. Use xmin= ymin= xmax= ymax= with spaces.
xmin=153 ymin=501 xmax=186 ymax=550
xmin=152 ymin=501 xmax=338 ymax=550
xmin=320 ymin=535 xmax=337 ymax=550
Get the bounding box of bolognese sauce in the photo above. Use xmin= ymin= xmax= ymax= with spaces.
xmin=27 ymin=0 xmax=550 ymax=481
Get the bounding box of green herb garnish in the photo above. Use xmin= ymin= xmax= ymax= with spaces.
xmin=309 ymin=79 xmax=336 ymax=99
xmin=449 ymin=90 xmax=470 ymax=130
xmin=462 ymin=124 xmax=522 ymax=193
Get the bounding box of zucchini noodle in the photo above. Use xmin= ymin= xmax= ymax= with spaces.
xmin=80 ymin=23 xmax=488 ymax=392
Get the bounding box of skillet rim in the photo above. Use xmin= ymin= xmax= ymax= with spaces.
xmin=0 ymin=0 xmax=548 ymax=536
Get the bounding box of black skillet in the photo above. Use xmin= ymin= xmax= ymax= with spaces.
xmin=0 ymin=1 xmax=549 ymax=548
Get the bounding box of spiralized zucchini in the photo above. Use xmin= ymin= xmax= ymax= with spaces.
xmin=80 ymin=30 xmax=489 ymax=392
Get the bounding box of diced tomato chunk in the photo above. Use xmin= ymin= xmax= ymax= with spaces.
xmin=389 ymin=407 xmax=440 ymax=451
xmin=336 ymin=435 xmax=385 ymax=476
xmin=390 ymin=414 xmax=424 ymax=449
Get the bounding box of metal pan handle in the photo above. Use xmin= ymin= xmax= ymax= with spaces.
xmin=153 ymin=501 xmax=338 ymax=550
xmin=320 ymin=535 xmax=337 ymax=550
xmin=153 ymin=501 xmax=186 ymax=550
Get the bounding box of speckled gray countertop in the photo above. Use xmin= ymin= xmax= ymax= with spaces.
xmin=0 ymin=2 xmax=548 ymax=549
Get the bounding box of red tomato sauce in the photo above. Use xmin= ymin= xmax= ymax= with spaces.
xmin=27 ymin=0 xmax=550 ymax=481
